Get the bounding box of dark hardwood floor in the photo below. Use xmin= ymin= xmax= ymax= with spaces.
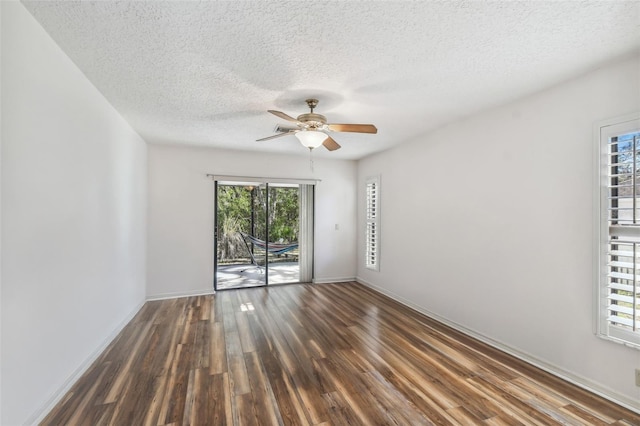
xmin=41 ymin=282 xmax=640 ymax=425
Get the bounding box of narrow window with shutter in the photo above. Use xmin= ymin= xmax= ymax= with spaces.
xmin=365 ymin=176 xmax=380 ymax=271
xmin=598 ymin=116 xmax=640 ymax=348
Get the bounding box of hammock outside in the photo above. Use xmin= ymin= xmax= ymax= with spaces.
xmin=239 ymin=232 xmax=299 ymax=271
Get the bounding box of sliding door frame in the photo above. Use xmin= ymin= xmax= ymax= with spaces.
xmin=210 ymin=175 xmax=317 ymax=291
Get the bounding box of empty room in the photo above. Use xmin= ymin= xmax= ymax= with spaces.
xmin=2 ymin=1 xmax=640 ymax=425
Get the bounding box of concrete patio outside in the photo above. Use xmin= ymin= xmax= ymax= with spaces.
xmin=216 ymin=262 xmax=301 ymax=290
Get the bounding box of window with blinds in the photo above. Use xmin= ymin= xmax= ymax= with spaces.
xmin=599 ymin=116 xmax=640 ymax=348
xmin=365 ymin=176 xmax=379 ymax=271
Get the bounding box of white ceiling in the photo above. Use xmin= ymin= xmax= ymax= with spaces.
xmin=22 ymin=1 xmax=640 ymax=160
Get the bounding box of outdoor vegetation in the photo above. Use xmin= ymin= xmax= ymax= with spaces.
xmin=217 ymin=184 xmax=299 ymax=264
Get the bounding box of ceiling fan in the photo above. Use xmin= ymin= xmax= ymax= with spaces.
xmin=257 ymin=99 xmax=377 ymax=151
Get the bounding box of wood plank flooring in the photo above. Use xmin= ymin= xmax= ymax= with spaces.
xmin=41 ymin=282 xmax=640 ymax=425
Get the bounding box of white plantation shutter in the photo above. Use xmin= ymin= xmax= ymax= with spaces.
xmin=599 ymin=117 xmax=640 ymax=348
xmin=366 ymin=176 xmax=379 ymax=270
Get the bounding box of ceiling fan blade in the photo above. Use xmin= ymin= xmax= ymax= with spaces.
xmin=322 ymin=136 xmax=341 ymax=151
xmin=327 ymin=123 xmax=378 ymax=134
xmin=256 ymin=130 xmax=297 ymax=142
xmin=268 ymin=110 xmax=299 ymax=123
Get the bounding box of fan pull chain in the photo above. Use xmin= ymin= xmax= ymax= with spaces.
xmin=309 ymin=148 xmax=314 ymax=172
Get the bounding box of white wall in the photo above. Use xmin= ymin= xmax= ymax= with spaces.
xmin=358 ymin=55 xmax=640 ymax=410
xmin=147 ymin=145 xmax=357 ymax=298
xmin=1 ymin=3 xmax=147 ymax=424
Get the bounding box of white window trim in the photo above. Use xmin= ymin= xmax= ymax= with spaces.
xmin=365 ymin=175 xmax=380 ymax=271
xmin=594 ymin=112 xmax=640 ymax=349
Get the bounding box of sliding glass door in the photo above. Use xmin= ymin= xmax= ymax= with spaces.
xmin=215 ymin=181 xmax=266 ymax=289
xmin=265 ymin=184 xmax=300 ymax=285
xmin=214 ymin=178 xmax=313 ymax=290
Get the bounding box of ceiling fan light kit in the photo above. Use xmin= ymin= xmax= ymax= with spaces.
xmin=295 ymin=130 xmax=326 ymax=149
xmin=257 ymin=98 xmax=377 ymax=152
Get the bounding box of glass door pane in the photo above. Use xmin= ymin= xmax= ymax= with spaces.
xmin=215 ymin=182 xmax=266 ymax=290
xmin=267 ymin=184 xmax=300 ymax=285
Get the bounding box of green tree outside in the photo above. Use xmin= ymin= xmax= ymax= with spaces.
xmin=217 ymin=185 xmax=299 ymax=263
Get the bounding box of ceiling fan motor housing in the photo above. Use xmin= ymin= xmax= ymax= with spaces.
xmin=296 ymin=113 xmax=327 ymax=130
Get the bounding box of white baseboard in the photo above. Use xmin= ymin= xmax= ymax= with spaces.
xmin=27 ymin=300 xmax=146 ymax=425
xmin=146 ymin=287 xmax=216 ymax=301
xmin=356 ymin=277 xmax=640 ymax=415
xmin=313 ymin=276 xmax=356 ymax=284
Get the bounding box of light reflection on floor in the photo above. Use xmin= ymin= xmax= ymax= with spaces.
xmin=216 ymin=262 xmax=300 ymax=290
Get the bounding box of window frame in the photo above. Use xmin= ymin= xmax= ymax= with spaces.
xmin=594 ymin=113 xmax=640 ymax=349
xmin=365 ymin=175 xmax=380 ymax=271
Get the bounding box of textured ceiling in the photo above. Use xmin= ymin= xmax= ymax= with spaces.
xmin=22 ymin=1 xmax=640 ymax=160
